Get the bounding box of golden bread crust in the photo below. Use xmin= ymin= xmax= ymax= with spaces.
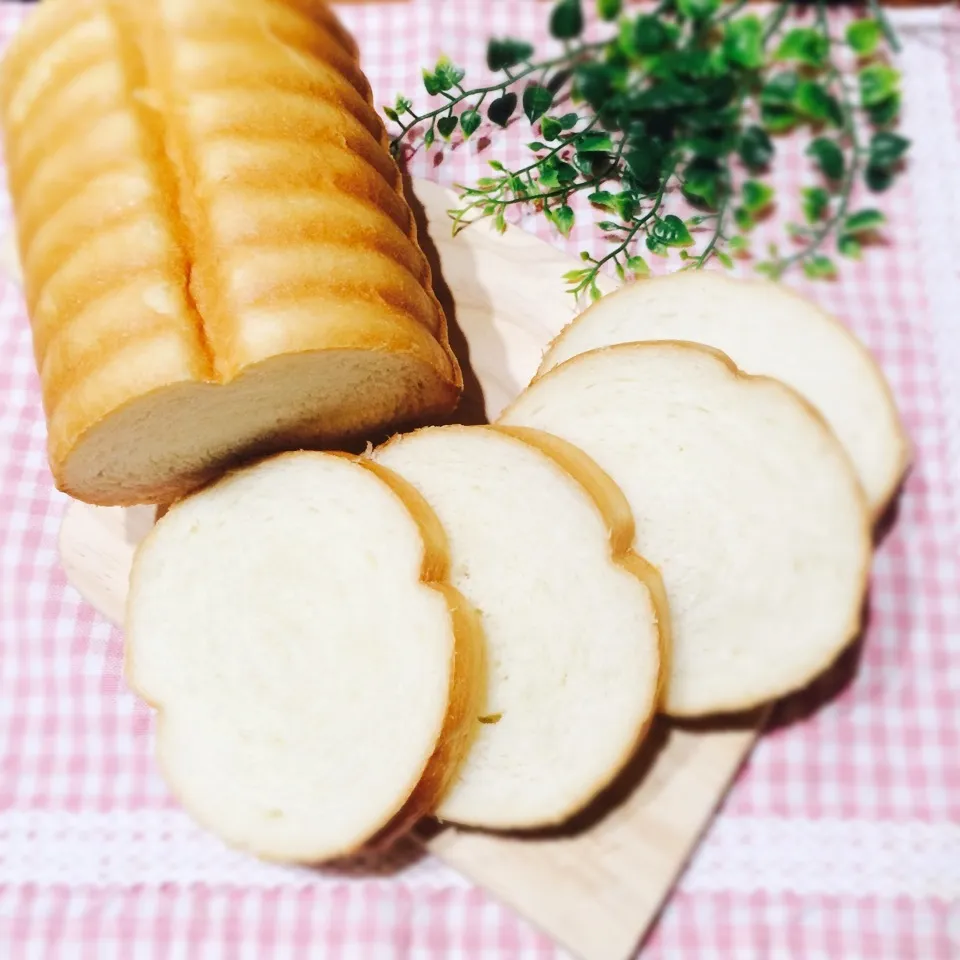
xmin=0 ymin=0 xmax=460 ymax=504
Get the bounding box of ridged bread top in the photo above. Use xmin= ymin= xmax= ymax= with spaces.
xmin=0 ymin=0 xmax=460 ymax=504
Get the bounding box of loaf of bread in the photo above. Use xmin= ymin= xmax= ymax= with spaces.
xmin=126 ymin=451 xmax=483 ymax=863
xmin=539 ymin=272 xmax=909 ymax=518
xmin=501 ymin=342 xmax=871 ymax=717
xmin=374 ymin=425 xmax=665 ymax=828
xmin=0 ymin=0 xmax=461 ymax=505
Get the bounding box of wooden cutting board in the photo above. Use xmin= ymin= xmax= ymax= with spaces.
xmin=55 ymin=179 xmax=765 ymax=960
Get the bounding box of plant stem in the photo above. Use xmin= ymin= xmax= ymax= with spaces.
xmin=575 ymin=163 xmax=676 ymax=293
xmin=389 ymin=41 xmax=608 ymax=150
xmin=762 ymin=0 xmax=792 ymax=44
xmin=771 ymin=69 xmax=859 ymax=275
xmin=867 ymin=0 xmax=901 ymax=54
xmin=694 ymin=177 xmax=730 ymax=267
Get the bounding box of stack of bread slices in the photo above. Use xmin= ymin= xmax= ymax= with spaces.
xmin=127 ymin=271 xmax=908 ymax=863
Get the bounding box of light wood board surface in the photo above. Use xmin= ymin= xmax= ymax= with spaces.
xmin=57 ymin=179 xmax=764 ymax=960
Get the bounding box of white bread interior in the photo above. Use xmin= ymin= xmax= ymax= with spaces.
xmin=374 ymin=425 xmax=664 ymax=828
xmin=501 ymin=342 xmax=871 ymax=717
xmin=125 ymin=451 xmax=483 ymax=863
xmin=539 ymin=272 xmax=908 ymax=517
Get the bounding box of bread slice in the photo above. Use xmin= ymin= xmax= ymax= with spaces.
xmin=539 ymin=272 xmax=908 ymax=517
xmin=373 ymin=425 xmax=665 ymax=828
xmin=0 ymin=0 xmax=460 ymax=506
xmin=501 ymin=343 xmax=871 ymax=717
xmin=125 ymin=451 xmax=483 ymax=863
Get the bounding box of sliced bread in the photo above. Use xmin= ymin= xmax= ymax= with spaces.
xmin=373 ymin=425 xmax=665 ymax=829
xmin=501 ymin=343 xmax=871 ymax=717
xmin=538 ymin=272 xmax=908 ymax=517
xmin=126 ymin=451 xmax=483 ymax=862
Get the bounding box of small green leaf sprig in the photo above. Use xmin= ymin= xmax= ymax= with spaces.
xmin=386 ymin=0 xmax=909 ymax=299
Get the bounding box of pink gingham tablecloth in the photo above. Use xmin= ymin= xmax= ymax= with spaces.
xmin=0 ymin=2 xmax=958 ymax=957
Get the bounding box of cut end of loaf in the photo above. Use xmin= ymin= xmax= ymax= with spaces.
xmin=55 ymin=348 xmax=461 ymax=505
xmin=126 ymin=451 xmax=482 ymax=863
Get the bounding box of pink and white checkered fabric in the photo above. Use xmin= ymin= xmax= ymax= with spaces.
xmin=0 ymin=2 xmax=958 ymax=957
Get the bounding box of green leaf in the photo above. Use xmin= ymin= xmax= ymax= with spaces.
xmin=734 ymin=206 xmax=754 ymax=232
xmin=846 ymin=19 xmax=882 ymax=56
xmin=794 ymin=81 xmax=843 ymax=127
xmin=553 ymin=204 xmax=575 ymax=237
xmin=723 ymin=16 xmax=764 ymax=70
xmin=589 ymin=282 xmax=603 ymax=302
xmin=587 ymin=191 xmax=616 ymax=209
xmin=761 ymin=107 xmax=797 ymax=133
xmin=624 ymin=141 xmax=665 ymax=193
xmin=868 ymin=94 xmax=901 ymax=126
xmin=615 ymin=194 xmax=638 ymax=221
xmin=803 ymin=254 xmax=837 ymax=279
xmin=597 ymin=0 xmax=621 ymax=20
xmin=759 ymin=71 xmax=799 ymax=132
xmin=755 ymin=261 xmax=780 ymax=279
xmin=437 ymin=115 xmax=458 ymax=139
xmin=433 ymin=56 xmax=465 ymax=91
xmin=597 ymin=220 xmax=622 ymax=231
xmin=838 ymin=234 xmax=862 ymax=259
xmin=728 ymin=235 xmax=749 ymax=254
xmin=527 ymin=141 xmax=548 ymax=151
xmin=859 ymin=65 xmax=900 ymax=107
xmin=575 ymin=62 xmax=614 ymax=110
xmin=383 ymin=106 xmax=399 ymax=123
xmin=646 ymin=237 xmax=669 ymax=256
xmin=801 ymin=187 xmax=830 ymax=224
xmin=865 ymin=163 xmax=894 ymax=192
xmin=558 ymin=112 xmax=580 ymax=129
xmin=487 ymin=93 xmax=518 ymax=127
xmin=682 ymin=157 xmax=723 ymax=209
xmin=716 ymin=251 xmax=734 ymax=269
xmin=678 ymin=0 xmax=721 ymax=20
xmin=844 ymin=209 xmax=885 ymax=234
xmin=460 ymin=110 xmax=481 ymax=138
xmin=394 ymin=95 xmax=413 ymax=115
xmin=422 ymin=69 xmax=441 ymax=96
xmin=738 ymin=125 xmax=774 ymax=170
xmin=487 ymin=38 xmax=535 ymax=72
xmin=632 ymin=14 xmax=672 ymax=55
xmin=869 ymin=131 xmax=910 ymax=169
xmin=651 ymin=214 xmax=694 ymax=247
xmin=523 ymin=83 xmax=554 ymax=123
xmin=742 ymin=179 xmax=774 ymax=215
xmin=556 ymin=160 xmax=578 ymax=183
xmin=424 ymin=125 xmax=435 ymax=148
xmin=776 ymin=27 xmax=829 ymax=68
xmin=576 ymin=132 xmax=615 ymax=153
xmin=562 ymin=268 xmax=591 ymax=283
xmin=806 ymin=137 xmax=845 ymax=180
xmin=627 ymin=255 xmax=650 ymax=276
xmin=761 ymin=71 xmax=800 ymax=106
xmin=541 ymin=116 xmax=562 ymax=141
xmin=550 ymin=0 xmax=583 ymax=39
